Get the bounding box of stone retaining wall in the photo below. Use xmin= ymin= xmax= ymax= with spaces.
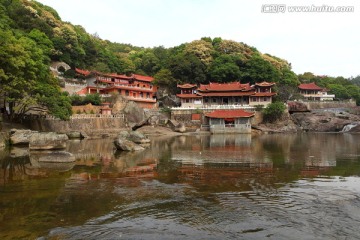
xmin=29 ymin=118 xmax=127 ymax=136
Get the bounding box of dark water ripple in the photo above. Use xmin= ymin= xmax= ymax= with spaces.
xmin=46 ymin=177 xmax=360 ymax=240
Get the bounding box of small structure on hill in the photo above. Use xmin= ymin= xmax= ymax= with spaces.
xmin=205 ymin=109 xmax=255 ymax=134
xmin=100 ymin=102 xmax=112 ymax=115
xmin=298 ymin=82 xmax=335 ymax=101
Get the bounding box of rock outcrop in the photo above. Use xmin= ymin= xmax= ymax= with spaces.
xmin=114 ymin=138 xmax=145 ymax=151
xmin=291 ymin=111 xmax=359 ymax=132
xmin=123 ymin=101 xmax=147 ymax=128
xmin=127 ymin=131 xmax=151 ymax=144
xmin=113 ymin=130 xmax=149 ymax=151
xmin=66 ymin=131 xmax=88 ymax=139
xmin=29 ymin=132 xmax=68 ymax=150
xmin=30 ymin=151 xmax=75 ymax=163
xmin=10 ymin=129 xmax=37 ymax=145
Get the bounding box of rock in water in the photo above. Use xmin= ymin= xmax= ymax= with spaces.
xmin=175 ymin=123 xmax=186 ymax=133
xmin=30 ymin=151 xmax=75 ymax=172
xmin=128 ymin=131 xmax=151 ymax=144
xmin=66 ymin=131 xmax=82 ymax=139
xmin=10 ymin=129 xmax=37 ymax=145
xmin=29 ymin=132 xmax=68 ymax=150
xmin=30 ymin=151 xmax=75 ymax=163
xmin=114 ymin=138 xmax=145 ymax=151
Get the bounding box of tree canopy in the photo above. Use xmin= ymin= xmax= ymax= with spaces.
xmin=1 ymin=0 xmax=359 ymax=121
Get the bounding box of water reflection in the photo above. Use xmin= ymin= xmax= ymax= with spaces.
xmin=0 ymin=133 xmax=360 ymax=239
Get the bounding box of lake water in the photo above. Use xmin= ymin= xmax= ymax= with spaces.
xmin=1 ymin=133 xmax=360 ymax=240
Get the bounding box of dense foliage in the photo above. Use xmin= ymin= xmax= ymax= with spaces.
xmin=263 ymin=102 xmax=286 ymax=122
xmin=0 ymin=0 xmax=359 ymax=123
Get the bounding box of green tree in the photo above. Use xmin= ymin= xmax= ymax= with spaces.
xmin=208 ymin=55 xmax=242 ymax=82
xmin=263 ymin=102 xmax=286 ymax=122
xmin=240 ymin=54 xmax=281 ymax=84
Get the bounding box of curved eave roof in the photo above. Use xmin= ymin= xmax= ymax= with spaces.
xmin=205 ymin=109 xmax=255 ymax=119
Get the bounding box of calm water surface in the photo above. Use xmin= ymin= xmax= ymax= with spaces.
xmin=1 ymin=133 xmax=360 ymax=240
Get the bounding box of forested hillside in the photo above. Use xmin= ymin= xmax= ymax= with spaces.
xmin=0 ymin=0 xmax=359 ymax=120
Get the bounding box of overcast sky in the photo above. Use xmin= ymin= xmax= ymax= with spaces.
xmin=37 ymin=0 xmax=360 ymax=78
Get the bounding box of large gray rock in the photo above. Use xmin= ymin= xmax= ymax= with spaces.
xmin=291 ymin=112 xmax=359 ymax=132
xmin=29 ymin=132 xmax=68 ymax=150
xmin=288 ymin=101 xmax=309 ymax=113
xmin=128 ymin=131 xmax=151 ymax=144
xmin=175 ymin=123 xmax=186 ymax=133
xmin=10 ymin=147 xmax=29 ymax=158
xmin=10 ymin=129 xmax=37 ymax=145
xmin=30 ymin=151 xmax=75 ymax=163
xmin=66 ymin=131 xmax=82 ymax=139
xmin=114 ymin=138 xmax=145 ymax=151
xmin=29 ymin=151 xmax=75 ymax=172
xmin=123 ymin=101 xmax=147 ymax=128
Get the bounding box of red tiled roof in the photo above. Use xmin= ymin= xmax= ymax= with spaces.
xmin=253 ymin=92 xmax=277 ymax=97
xmin=198 ymin=82 xmax=252 ymax=92
xmin=76 ymin=68 xmax=154 ymax=82
xmin=177 ymin=83 xmax=197 ymax=89
xmin=255 ymin=81 xmax=276 ymax=87
xmin=198 ymin=91 xmax=255 ymax=97
xmin=205 ymin=110 xmax=255 ymax=119
xmin=298 ymin=82 xmax=323 ymax=90
xmin=133 ymin=74 xmax=154 ymax=82
xmin=176 ymin=94 xmax=202 ymax=98
xmin=75 ymin=68 xmax=91 ymax=76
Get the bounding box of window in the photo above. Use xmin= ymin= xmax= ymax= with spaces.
xmin=125 ymin=90 xmax=129 ymax=96
xmin=186 ymin=99 xmax=190 ymax=103
xmin=204 ymin=98 xmax=209 ymax=103
xmin=140 ymin=92 xmax=143 ymax=98
xmin=146 ymin=93 xmax=150 ymax=98
xmin=212 ymin=98 xmax=217 ymax=103
xmin=252 ymin=97 xmax=257 ymax=102
xmin=263 ymin=97 xmax=268 ymax=102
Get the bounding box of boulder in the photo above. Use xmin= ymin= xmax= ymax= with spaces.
xmin=175 ymin=123 xmax=186 ymax=133
xmin=30 ymin=151 xmax=75 ymax=163
xmin=114 ymin=138 xmax=145 ymax=151
xmin=29 ymin=151 xmax=75 ymax=172
xmin=123 ymin=101 xmax=147 ymax=128
xmin=287 ymin=101 xmax=309 ymax=113
xmin=10 ymin=147 xmax=29 ymax=158
xmin=128 ymin=131 xmax=151 ymax=144
xmin=291 ymin=112 xmax=358 ymax=132
xmin=10 ymin=129 xmax=37 ymax=145
xmin=29 ymin=132 xmax=68 ymax=150
xmin=66 ymin=131 xmax=82 ymax=139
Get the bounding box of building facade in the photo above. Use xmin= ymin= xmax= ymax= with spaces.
xmin=205 ymin=109 xmax=255 ymax=134
xmin=75 ymin=68 xmax=157 ymax=109
xmin=176 ymin=81 xmax=276 ymax=108
xmin=298 ymin=82 xmax=335 ymax=101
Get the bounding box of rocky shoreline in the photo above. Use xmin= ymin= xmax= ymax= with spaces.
xmin=1 ymin=107 xmax=360 ymax=149
xmin=254 ymin=109 xmax=360 ymax=134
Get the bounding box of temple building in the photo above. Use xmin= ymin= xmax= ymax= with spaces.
xmin=205 ymin=109 xmax=255 ymax=134
xmin=298 ymin=82 xmax=335 ymax=101
xmin=75 ymin=68 xmax=157 ymax=109
xmin=176 ymin=81 xmax=276 ymax=108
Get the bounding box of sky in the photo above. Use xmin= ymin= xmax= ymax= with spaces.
xmin=37 ymin=0 xmax=360 ymax=78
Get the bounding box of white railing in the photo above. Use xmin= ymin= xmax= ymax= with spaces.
xmin=44 ymin=114 xmax=125 ymax=120
xmin=171 ymin=104 xmax=256 ymax=111
xmin=70 ymin=114 xmax=125 ymax=119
